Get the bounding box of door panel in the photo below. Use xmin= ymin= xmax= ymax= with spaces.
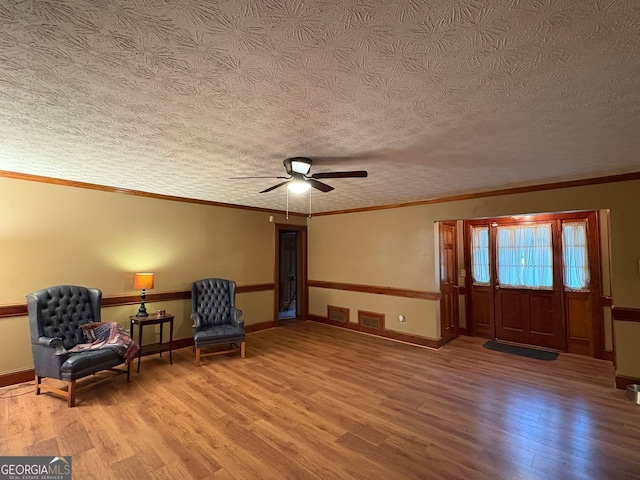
xmin=468 ymin=286 xmax=493 ymax=338
xmin=566 ymin=292 xmax=593 ymax=355
xmin=497 ymin=290 xmax=525 ymax=332
xmin=529 ymin=294 xmax=555 ymax=335
xmin=440 ymin=222 xmax=458 ymax=344
xmin=496 ymin=288 xmax=562 ymax=348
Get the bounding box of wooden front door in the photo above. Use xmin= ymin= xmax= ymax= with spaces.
xmin=440 ymin=221 xmax=459 ymax=344
xmin=492 ymin=220 xmax=565 ymax=350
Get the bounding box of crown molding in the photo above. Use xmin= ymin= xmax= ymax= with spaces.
xmin=313 ymin=171 xmax=640 ymax=216
xmin=5 ymin=169 xmax=640 ymax=217
xmin=0 ymin=170 xmax=307 ymax=216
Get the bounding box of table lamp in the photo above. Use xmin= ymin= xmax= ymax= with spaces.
xmin=133 ymin=273 xmax=154 ymax=317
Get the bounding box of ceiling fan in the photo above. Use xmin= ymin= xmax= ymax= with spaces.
xmin=230 ymin=157 xmax=368 ymax=194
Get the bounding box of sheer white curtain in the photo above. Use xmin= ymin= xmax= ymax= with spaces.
xmin=563 ymin=221 xmax=590 ymax=290
xmin=497 ymin=224 xmax=553 ymax=288
xmin=471 ymin=226 xmax=490 ymax=283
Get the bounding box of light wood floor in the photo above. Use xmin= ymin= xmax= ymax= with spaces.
xmin=2 ymin=321 xmax=640 ymax=479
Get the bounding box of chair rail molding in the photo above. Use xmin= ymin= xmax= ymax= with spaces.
xmin=0 ymin=283 xmax=275 ymax=319
xmin=308 ymin=280 xmax=440 ymax=300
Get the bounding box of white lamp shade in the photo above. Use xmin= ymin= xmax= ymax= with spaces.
xmin=287 ymin=180 xmax=311 ymax=193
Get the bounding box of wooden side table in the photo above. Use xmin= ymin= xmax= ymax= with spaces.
xmin=129 ymin=312 xmax=174 ymax=373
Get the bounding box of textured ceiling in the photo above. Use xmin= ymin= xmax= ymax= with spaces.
xmin=1 ymin=0 xmax=639 ymax=214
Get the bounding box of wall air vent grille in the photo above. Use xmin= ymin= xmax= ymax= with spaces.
xmin=328 ymin=305 xmax=349 ymax=323
xmin=358 ymin=310 xmax=384 ymax=330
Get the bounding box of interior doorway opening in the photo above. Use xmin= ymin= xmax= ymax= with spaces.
xmin=279 ymin=231 xmax=298 ymax=320
xmin=274 ymin=224 xmax=308 ymax=324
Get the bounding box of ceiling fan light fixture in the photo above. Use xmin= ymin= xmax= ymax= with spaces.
xmin=287 ymin=179 xmax=311 ymax=194
xmin=285 ymin=157 xmax=312 ymax=175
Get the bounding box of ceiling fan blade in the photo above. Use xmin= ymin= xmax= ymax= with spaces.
xmin=307 ymin=179 xmax=334 ymax=192
xmin=230 ymin=176 xmax=289 ymax=179
xmin=311 ymin=170 xmax=368 ymax=179
xmin=260 ymin=181 xmax=289 ymax=193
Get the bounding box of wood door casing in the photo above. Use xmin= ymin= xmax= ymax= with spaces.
xmin=440 ymin=221 xmax=459 ymax=344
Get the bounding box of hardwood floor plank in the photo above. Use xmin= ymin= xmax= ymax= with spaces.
xmin=289 ymin=424 xmax=390 ymax=480
xmin=72 ymin=448 xmax=118 ymax=480
xmin=2 ymin=321 xmax=639 ymax=479
xmin=249 ymin=418 xmax=355 ymax=480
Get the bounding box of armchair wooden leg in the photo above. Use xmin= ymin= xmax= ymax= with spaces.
xmin=35 ymin=375 xmax=41 ymax=395
xmin=68 ymin=380 xmax=76 ymax=408
xmin=127 ymin=362 xmax=132 ymax=382
xmin=241 ymin=341 xmax=246 ymax=359
xmin=195 ymin=347 xmax=201 ymax=366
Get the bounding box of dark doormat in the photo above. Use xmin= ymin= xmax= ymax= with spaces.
xmin=482 ymin=340 xmax=559 ymax=361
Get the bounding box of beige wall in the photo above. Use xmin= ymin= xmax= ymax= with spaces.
xmin=0 ymin=177 xmax=304 ymax=374
xmin=307 ymin=179 xmax=640 ymax=379
xmin=3 ymin=176 xmax=640 ymax=381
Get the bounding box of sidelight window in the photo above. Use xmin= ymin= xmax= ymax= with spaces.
xmin=496 ymin=224 xmax=553 ymax=288
xmin=562 ymin=221 xmax=590 ymax=290
xmin=470 ymin=226 xmax=490 ymax=284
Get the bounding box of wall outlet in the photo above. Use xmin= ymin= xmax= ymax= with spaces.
xmin=399 ymin=315 xmax=406 ymax=323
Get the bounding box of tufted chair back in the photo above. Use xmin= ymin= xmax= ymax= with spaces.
xmin=192 ymin=278 xmax=236 ymax=326
xmin=27 ymin=285 xmax=102 ymax=350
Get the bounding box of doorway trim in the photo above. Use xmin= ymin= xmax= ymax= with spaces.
xmin=274 ymin=223 xmax=308 ymax=325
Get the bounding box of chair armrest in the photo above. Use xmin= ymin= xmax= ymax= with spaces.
xmin=191 ymin=313 xmax=202 ymax=328
xmin=231 ymin=308 xmax=244 ymax=328
xmin=37 ymin=336 xmax=68 ymax=355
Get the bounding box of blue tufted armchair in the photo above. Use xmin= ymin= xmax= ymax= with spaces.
xmin=27 ymin=285 xmax=132 ymax=407
xmin=191 ymin=278 xmax=246 ymax=365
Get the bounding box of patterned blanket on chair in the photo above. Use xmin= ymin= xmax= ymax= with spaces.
xmin=70 ymin=322 xmax=140 ymax=365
